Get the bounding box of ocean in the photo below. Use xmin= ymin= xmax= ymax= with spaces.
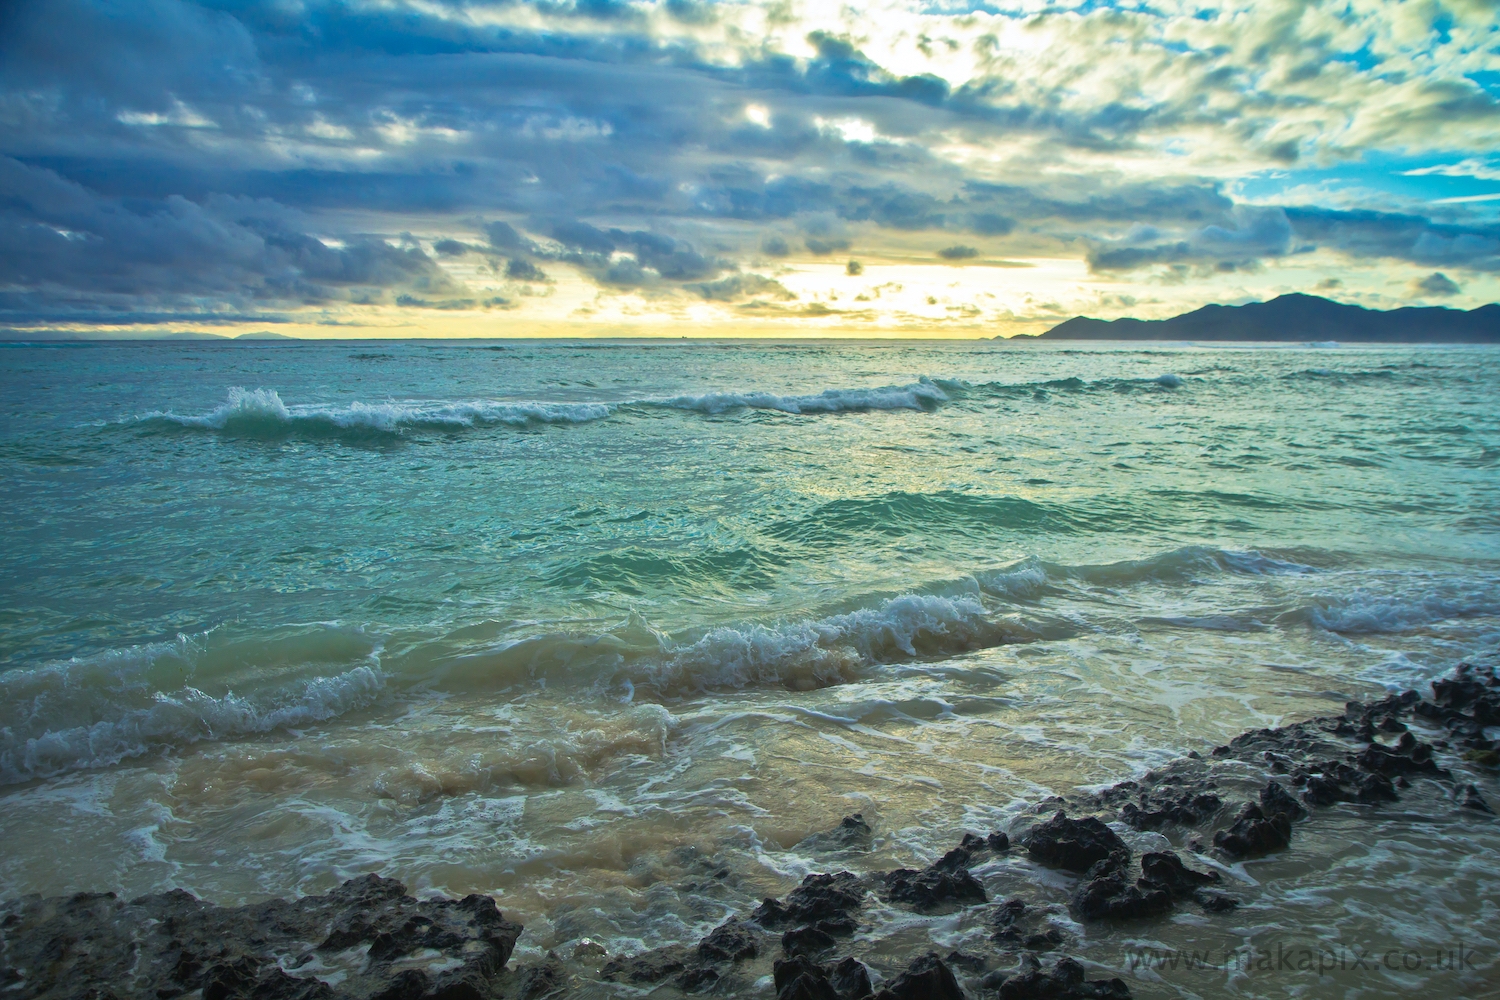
xmin=1 ymin=339 xmax=1497 ymax=998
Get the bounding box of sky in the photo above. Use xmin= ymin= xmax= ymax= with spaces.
xmin=2 ymin=0 xmax=1498 ymax=339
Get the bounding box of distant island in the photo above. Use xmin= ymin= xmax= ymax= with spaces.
xmin=1034 ymin=293 xmax=1500 ymax=342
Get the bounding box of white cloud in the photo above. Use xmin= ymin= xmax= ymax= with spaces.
xmin=1405 ymin=158 xmax=1500 ymax=181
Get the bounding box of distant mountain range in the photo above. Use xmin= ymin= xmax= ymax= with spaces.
xmin=1035 ymin=293 xmax=1500 ymax=342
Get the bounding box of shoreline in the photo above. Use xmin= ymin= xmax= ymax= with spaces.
xmin=3 ymin=663 xmax=1496 ymax=1000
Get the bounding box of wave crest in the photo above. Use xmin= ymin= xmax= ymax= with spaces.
xmin=651 ymin=379 xmax=948 ymax=415
xmin=0 ymin=632 xmax=386 ymax=786
xmin=137 ymin=387 xmax=612 ymax=438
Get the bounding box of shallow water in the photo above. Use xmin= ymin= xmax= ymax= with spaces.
xmin=1 ymin=339 xmax=1498 ymax=997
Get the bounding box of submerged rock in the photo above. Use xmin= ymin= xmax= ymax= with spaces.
xmin=600 ymin=945 xmax=690 ymax=984
xmin=799 ymin=815 xmax=875 ymax=854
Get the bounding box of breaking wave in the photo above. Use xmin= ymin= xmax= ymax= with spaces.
xmin=650 ymin=379 xmax=949 ymax=415
xmin=135 ymin=387 xmax=611 ymax=439
xmin=1298 ymin=576 xmax=1500 ymax=634
xmin=125 ymin=379 xmax=953 ymax=440
xmin=975 ymin=545 xmax=1317 ymax=602
xmin=0 ymin=631 xmax=387 ymax=786
xmin=7 ymin=546 xmax=1493 ymax=786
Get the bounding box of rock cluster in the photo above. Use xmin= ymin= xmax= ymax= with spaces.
xmin=0 ymin=874 xmax=522 ymax=1000
xmin=3 ymin=664 xmax=1495 ymax=1000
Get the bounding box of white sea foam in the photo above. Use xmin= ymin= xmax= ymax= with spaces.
xmin=132 ymin=380 xmax=949 ymax=437
xmin=0 ymin=635 xmax=386 ymax=786
xmin=140 ymin=387 xmax=612 ymax=435
xmin=650 ymin=593 xmax=1007 ymax=694
xmin=976 ymin=546 xmax=1315 ymax=601
xmin=437 ymin=593 xmax=1013 ymax=697
xmin=651 ymin=378 xmax=947 ymax=415
xmin=1305 ymin=582 xmax=1500 ymax=634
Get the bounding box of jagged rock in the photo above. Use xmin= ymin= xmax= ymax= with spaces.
xmin=774 ymin=956 xmax=871 ymax=1000
xmin=511 ymin=957 xmax=568 ymax=999
xmin=1460 ymin=783 xmax=1493 ymax=814
xmin=1069 ymin=870 xmax=1172 ymax=922
xmin=1025 ymin=814 xmax=1130 ymax=874
xmin=698 ymin=917 xmax=760 ymax=963
xmin=1214 ymin=802 xmax=1290 ymax=857
xmin=1431 ymin=663 xmax=1500 ymax=724
xmin=1119 ymin=793 xmax=1221 ymax=830
xmin=1296 ymin=760 xmax=1397 ymax=806
xmin=676 ymin=966 xmax=720 ymax=993
xmin=1356 ymin=734 xmax=1445 ymax=778
xmin=754 ymin=872 xmax=864 ymax=928
xmin=943 ymin=951 xmax=987 ymax=973
xmin=1138 ymin=852 xmax=1219 ymax=897
xmin=1194 ymin=890 xmax=1240 ymax=913
xmin=0 ymin=875 xmax=520 ymax=1000
xmin=782 ymin=925 xmax=838 ymax=957
xmin=934 ymin=846 xmax=975 ymax=872
xmin=1258 ymin=781 xmax=1307 ymax=821
xmin=831 ymin=957 xmax=874 ymax=999
xmin=877 ymin=866 xmax=987 ymax=912
xmin=1214 ymin=781 xmax=1303 ymax=858
xmin=365 ymin=970 xmax=428 ymax=1000
xmin=601 ymin=945 xmax=690 ymax=984
xmin=873 ymin=953 xmax=965 ymax=1000
xmin=990 ymin=898 xmax=1065 ymax=950
xmin=989 ymin=955 xmax=1131 ymax=999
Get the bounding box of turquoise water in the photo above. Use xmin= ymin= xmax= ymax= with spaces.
xmin=1 ymin=340 xmax=1498 ymax=997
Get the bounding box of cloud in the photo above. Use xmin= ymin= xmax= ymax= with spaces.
xmin=1411 ymin=272 xmax=1461 ymax=297
xmin=1403 ymin=159 xmax=1500 ymax=181
xmin=689 ymin=273 xmax=795 ymax=301
xmin=937 ymin=245 xmax=978 ymax=261
xmin=1088 ymin=206 xmax=1295 ymax=273
xmin=505 ymin=258 xmax=549 ymax=282
xmin=2 ymin=0 xmax=1498 ymax=328
xmin=0 ymin=155 xmax=463 ymax=320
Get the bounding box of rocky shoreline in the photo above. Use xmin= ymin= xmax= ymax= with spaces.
xmin=3 ymin=663 xmax=1496 ymax=1000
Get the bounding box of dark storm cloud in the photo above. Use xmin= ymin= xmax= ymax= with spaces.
xmin=1412 ymin=272 xmax=1461 ymax=297
xmin=0 ymin=156 xmax=460 ymax=320
xmin=1089 ymin=205 xmax=1500 ymax=274
xmin=2 ymin=0 xmax=1497 ymax=321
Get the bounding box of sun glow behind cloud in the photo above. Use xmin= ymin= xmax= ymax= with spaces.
xmin=1 ymin=0 xmax=1497 ymax=338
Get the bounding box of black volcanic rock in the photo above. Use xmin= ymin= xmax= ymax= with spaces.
xmin=0 ymin=875 xmax=520 ymax=1000
xmin=1214 ymin=782 xmax=1306 ymax=858
xmin=774 ymin=956 xmax=872 ymax=1000
xmin=698 ymin=917 xmax=762 ymax=963
xmin=1069 ymin=869 xmax=1172 ymax=922
xmin=754 ymin=872 xmax=865 ymax=928
xmin=989 ymin=955 xmax=1131 ymax=999
xmin=799 ymin=815 xmax=875 ymax=853
xmin=873 ymin=953 xmax=966 ymax=1000
xmin=1138 ymin=852 xmax=1219 ymax=897
xmin=876 ymin=866 xmax=988 ymax=912
xmin=600 ymin=945 xmax=691 ymax=984
xmin=1025 ymin=813 xmax=1130 ymax=873
xmin=1037 ymin=294 xmax=1500 ymax=342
